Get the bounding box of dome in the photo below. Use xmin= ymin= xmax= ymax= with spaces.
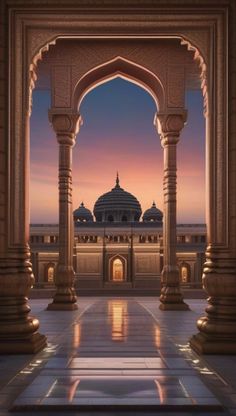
xmin=73 ymin=202 xmax=93 ymax=223
xmin=143 ymin=201 xmax=163 ymax=223
xmin=94 ymin=174 xmax=142 ymax=222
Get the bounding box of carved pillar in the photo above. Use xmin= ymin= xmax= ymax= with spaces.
xmin=47 ymin=112 xmax=82 ymax=311
xmin=190 ymin=111 xmax=236 ymax=354
xmin=154 ymin=112 xmax=189 ymax=310
xmin=0 ymin=107 xmax=47 ymax=353
xmin=0 ymin=250 xmax=47 ymax=353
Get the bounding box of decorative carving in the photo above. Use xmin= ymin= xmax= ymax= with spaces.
xmin=167 ymin=66 xmax=185 ymax=107
xmin=180 ymin=38 xmax=209 ymax=116
xmin=154 ymin=112 xmax=187 ymax=140
xmin=49 ymin=112 xmax=83 ymax=143
xmin=52 ymin=66 xmax=72 ymax=108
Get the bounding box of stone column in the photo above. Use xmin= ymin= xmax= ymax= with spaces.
xmin=0 ymin=250 xmax=47 ymax=353
xmin=0 ymin=108 xmax=47 ymax=353
xmin=190 ymin=103 xmax=236 ymax=354
xmin=47 ymin=112 xmax=82 ymax=311
xmin=154 ymin=112 xmax=189 ymax=310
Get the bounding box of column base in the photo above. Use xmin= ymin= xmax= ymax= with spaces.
xmin=159 ymin=302 xmax=190 ymax=311
xmin=0 ymin=333 xmax=47 ymax=354
xmin=47 ymin=302 xmax=78 ymax=311
xmin=190 ymin=333 xmax=236 ymax=355
xmin=47 ymin=286 xmax=78 ymax=311
xmin=159 ymin=282 xmax=190 ymax=311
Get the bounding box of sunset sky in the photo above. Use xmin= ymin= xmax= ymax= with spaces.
xmin=30 ymin=78 xmax=205 ymax=224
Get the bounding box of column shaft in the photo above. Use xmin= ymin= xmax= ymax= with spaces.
xmin=163 ymin=140 xmax=178 ymax=268
xmin=47 ymin=112 xmax=81 ymax=311
xmin=155 ymin=112 xmax=189 ymax=311
xmin=0 ymin=112 xmax=46 ymax=353
xmin=189 ymin=113 xmax=236 ymax=353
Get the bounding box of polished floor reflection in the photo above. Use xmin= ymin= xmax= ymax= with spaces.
xmin=11 ymin=299 xmax=222 ymax=411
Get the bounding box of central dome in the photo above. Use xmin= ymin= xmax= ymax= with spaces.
xmin=94 ymin=174 xmax=142 ymax=222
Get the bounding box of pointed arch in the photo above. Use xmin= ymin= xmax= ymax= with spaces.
xmin=72 ymin=57 xmax=165 ymax=111
xmin=109 ymin=254 xmax=127 ymax=282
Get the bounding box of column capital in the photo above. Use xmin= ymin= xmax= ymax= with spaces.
xmin=154 ymin=110 xmax=187 ymax=144
xmin=48 ymin=110 xmax=83 ymax=145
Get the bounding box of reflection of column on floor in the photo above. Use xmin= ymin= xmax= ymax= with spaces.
xmin=154 ymin=112 xmax=189 ymax=311
xmin=47 ymin=111 xmax=82 ymax=311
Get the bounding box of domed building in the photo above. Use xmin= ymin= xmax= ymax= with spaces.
xmin=94 ymin=174 xmax=142 ymax=222
xmin=74 ymin=202 xmax=93 ymax=223
xmin=143 ymin=202 xmax=163 ymax=223
xmin=31 ymin=175 xmax=206 ymax=293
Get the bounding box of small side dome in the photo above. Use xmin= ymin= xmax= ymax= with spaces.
xmin=73 ymin=202 xmax=93 ymax=223
xmin=143 ymin=201 xmax=163 ymax=223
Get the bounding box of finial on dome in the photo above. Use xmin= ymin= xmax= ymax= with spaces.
xmin=152 ymin=201 xmax=156 ymax=207
xmin=80 ymin=201 xmax=84 ymax=207
xmin=116 ymin=172 xmax=120 ymax=188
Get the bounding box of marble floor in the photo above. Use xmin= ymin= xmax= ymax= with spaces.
xmin=0 ymin=297 xmax=236 ymax=415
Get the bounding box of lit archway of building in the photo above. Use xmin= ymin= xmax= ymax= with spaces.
xmin=46 ymin=263 xmax=55 ymax=284
xmin=180 ymin=262 xmax=191 ymax=284
xmin=109 ymin=254 xmax=127 ymax=282
xmin=1 ymin=4 xmax=234 ymax=355
xmin=112 ymin=257 xmax=125 ymax=282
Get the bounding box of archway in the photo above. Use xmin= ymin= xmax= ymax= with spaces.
xmin=45 ymin=263 xmax=56 ymax=284
xmin=74 ymin=56 xmax=164 ymax=111
xmin=179 ymin=262 xmax=191 ymax=284
xmin=109 ymin=255 xmax=127 ymax=282
xmin=1 ymin=2 xmax=233 ymax=355
xmin=112 ymin=258 xmax=124 ymax=282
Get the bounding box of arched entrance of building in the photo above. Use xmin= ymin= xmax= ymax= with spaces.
xmin=179 ymin=262 xmax=191 ymax=284
xmin=109 ymin=256 xmax=126 ymax=282
xmin=113 ymin=258 xmax=123 ymax=281
xmin=45 ymin=263 xmax=56 ymax=284
xmin=1 ymin=2 xmax=234 ymax=355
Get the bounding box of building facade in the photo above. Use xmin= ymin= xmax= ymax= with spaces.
xmin=31 ymin=177 xmax=206 ymax=291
